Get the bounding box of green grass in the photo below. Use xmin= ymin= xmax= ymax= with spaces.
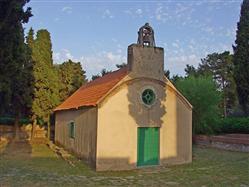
xmin=0 ymin=141 xmax=248 ymax=187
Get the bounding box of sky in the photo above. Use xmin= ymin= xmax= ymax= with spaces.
xmin=24 ymin=0 xmax=243 ymax=79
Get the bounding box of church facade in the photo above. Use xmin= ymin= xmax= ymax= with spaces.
xmin=54 ymin=23 xmax=192 ymax=171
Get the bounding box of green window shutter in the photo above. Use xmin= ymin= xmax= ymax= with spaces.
xmin=68 ymin=121 xmax=75 ymax=138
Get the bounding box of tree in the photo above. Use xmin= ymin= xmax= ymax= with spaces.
xmin=57 ymin=59 xmax=87 ymax=101
xmin=184 ymin=64 xmax=198 ymax=77
xmin=91 ymin=68 xmax=112 ymax=80
xmin=233 ymin=0 xmax=249 ymax=116
xmin=164 ymin=69 xmax=170 ymax=79
xmin=198 ymin=52 xmax=237 ymax=117
xmin=175 ymin=76 xmax=222 ymax=134
xmin=116 ymin=63 xmax=127 ymax=69
xmin=171 ymin=75 xmax=183 ymax=85
xmin=27 ymin=27 xmax=34 ymax=47
xmin=91 ymin=74 xmax=101 ymax=81
xmin=0 ymin=0 xmax=32 ymax=139
xmin=27 ymin=29 xmax=60 ymax=138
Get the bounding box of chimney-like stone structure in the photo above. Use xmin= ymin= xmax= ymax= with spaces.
xmin=128 ymin=23 xmax=164 ymax=81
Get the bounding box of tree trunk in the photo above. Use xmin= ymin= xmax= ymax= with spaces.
xmin=223 ymin=96 xmax=227 ymax=118
xmin=47 ymin=115 xmax=50 ymax=141
xmin=31 ymin=118 xmax=37 ymax=140
xmin=14 ymin=111 xmax=20 ymax=141
xmin=222 ymin=78 xmax=227 ymax=118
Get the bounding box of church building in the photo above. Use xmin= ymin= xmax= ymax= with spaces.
xmin=54 ymin=23 xmax=192 ymax=171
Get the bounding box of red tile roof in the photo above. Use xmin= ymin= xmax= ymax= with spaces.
xmin=54 ymin=67 xmax=128 ymax=111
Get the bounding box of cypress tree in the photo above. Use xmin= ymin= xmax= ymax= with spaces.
xmin=0 ymin=0 xmax=32 ymax=139
xmin=28 ymin=29 xmax=60 ymax=137
xmin=233 ymin=0 xmax=249 ymax=115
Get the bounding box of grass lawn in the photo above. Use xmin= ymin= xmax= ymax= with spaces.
xmin=0 ymin=141 xmax=248 ymax=187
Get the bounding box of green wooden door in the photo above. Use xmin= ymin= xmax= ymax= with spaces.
xmin=137 ymin=127 xmax=159 ymax=166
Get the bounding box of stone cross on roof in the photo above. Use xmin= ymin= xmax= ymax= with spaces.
xmin=137 ymin=23 xmax=155 ymax=47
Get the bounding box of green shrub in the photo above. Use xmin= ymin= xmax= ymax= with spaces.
xmin=175 ymin=75 xmax=222 ymax=135
xmin=0 ymin=117 xmax=31 ymax=125
xmin=216 ymin=117 xmax=249 ymax=134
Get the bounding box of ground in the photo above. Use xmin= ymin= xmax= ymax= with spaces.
xmin=0 ymin=141 xmax=248 ymax=187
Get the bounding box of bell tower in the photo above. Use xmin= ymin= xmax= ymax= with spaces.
xmin=128 ymin=23 xmax=164 ymax=81
xmin=137 ymin=23 xmax=155 ymax=47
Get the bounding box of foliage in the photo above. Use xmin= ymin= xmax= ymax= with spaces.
xmin=91 ymin=63 xmax=128 ymax=81
xmin=0 ymin=117 xmax=30 ymax=125
xmin=27 ymin=29 xmax=60 ymax=122
xmin=233 ymin=0 xmax=249 ymax=115
xmin=164 ymin=69 xmax=170 ymax=79
xmin=199 ymin=51 xmax=237 ymax=117
xmin=116 ymin=63 xmax=127 ymax=69
xmin=56 ymin=59 xmax=87 ymax=101
xmin=215 ymin=117 xmax=249 ymax=134
xmin=184 ymin=51 xmax=237 ymax=117
xmin=184 ymin=64 xmax=198 ymax=77
xmin=91 ymin=68 xmax=112 ymax=80
xmin=170 ymin=75 xmax=183 ymax=85
xmin=0 ymin=0 xmax=33 ymax=117
xmin=175 ymin=75 xmax=222 ymax=134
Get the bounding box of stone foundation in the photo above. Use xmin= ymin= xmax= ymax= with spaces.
xmin=193 ymin=134 xmax=249 ymax=152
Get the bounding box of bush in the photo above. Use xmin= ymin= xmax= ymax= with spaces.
xmin=0 ymin=117 xmax=31 ymax=125
xmin=216 ymin=117 xmax=249 ymax=134
xmin=175 ymin=75 xmax=222 ymax=135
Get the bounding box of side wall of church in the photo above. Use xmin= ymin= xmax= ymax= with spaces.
xmin=55 ymin=107 xmax=98 ymax=168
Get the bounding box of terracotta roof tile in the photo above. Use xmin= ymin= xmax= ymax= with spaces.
xmin=54 ymin=67 xmax=128 ymax=111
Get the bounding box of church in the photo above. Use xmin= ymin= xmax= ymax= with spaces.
xmin=54 ymin=23 xmax=192 ymax=171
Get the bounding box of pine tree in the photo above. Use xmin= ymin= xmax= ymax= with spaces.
xmin=184 ymin=64 xmax=198 ymax=77
xmin=198 ymin=52 xmax=237 ymax=117
xmin=233 ymin=0 xmax=249 ymax=115
xmin=0 ymin=0 xmax=32 ymax=139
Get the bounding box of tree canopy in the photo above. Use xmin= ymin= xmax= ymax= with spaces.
xmin=198 ymin=52 xmax=237 ymax=117
xmin=56 ymin=59 xmax=87 ymax=101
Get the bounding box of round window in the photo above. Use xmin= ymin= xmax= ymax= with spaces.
xmin=141 ymin=88 xmax=156 ymax=106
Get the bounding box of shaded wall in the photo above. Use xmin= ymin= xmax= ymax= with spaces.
xmin=55 ymin=107 xmax=97 ymax=167
xmin=160 ymin=83 xmax=192 ymax=165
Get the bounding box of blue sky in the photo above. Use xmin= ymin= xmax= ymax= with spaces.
xmin=24 ymin=0 xmax=242 ymax=79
